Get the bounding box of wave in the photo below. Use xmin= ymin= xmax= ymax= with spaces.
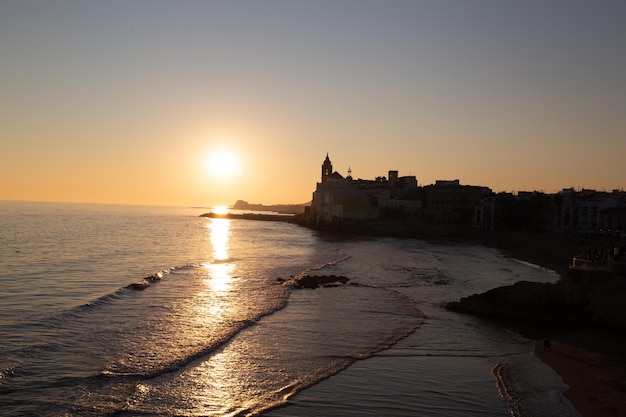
xmin=278 ymin=250 xmax=352 ymax=287
xmin=493 ymin=361 xmax=527 ymax=417
xmin=55 ymin=264 xmax=199 ymax=318
xmin=1 ymin=260 xmax=294 ymax=417
xmin=493 ymin=355 xmax=580 ymax=417
xmin=0 ymin=366 xmax=15 ymax=386
xmin=104 ymin=316 xmax=282 ymax=381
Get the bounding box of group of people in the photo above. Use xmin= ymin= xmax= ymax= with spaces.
xmin=582 ymin=244 xmax=624 ymax=268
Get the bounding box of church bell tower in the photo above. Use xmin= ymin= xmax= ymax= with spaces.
xmin=321 ymin=153 xmax=333 ymax=182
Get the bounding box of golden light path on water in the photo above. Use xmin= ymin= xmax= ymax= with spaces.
xmin=197 ymin=218 xmax=234 ymax=323
xmin=196 ymin=217 xmax=254 ymax=415
xmin=126 ymin=217 xmax=421 ymax=416
xmin=177 ymin=217 xmax=296 ymax=416
xmin=208 ymin=217 xmax=230 ymax=262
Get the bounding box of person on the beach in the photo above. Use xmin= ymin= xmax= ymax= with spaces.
xmin=543 ymin=337 xmax=551 ymax=350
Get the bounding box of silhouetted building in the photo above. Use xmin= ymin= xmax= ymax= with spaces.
xmin=558 ymin=188 xmax=621 ymax=236
xmin=475 ymin=193 xmax=512 ymax=230
xmin=311 ymin=155 xmax=625 ymax=233
xmin=423 ymin=180 xmax=491 ymax=224
xmin=321 ymin=153 xmax=333 ymax=183
xmin=311 ymin=155 xmax=420 ymax=223
xmin=312 ymin=155 xmax=380 ymax=222
xmin=601 ymin=206 xmax=626 ymax=237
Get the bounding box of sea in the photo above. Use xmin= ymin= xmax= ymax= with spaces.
xmin=0 ymin=201 xmax=581 ymax=417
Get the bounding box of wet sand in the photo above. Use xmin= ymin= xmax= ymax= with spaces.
xmin=534 ymin=332 xmax=626 ymax=417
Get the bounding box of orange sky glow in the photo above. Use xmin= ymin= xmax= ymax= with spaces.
xmin=2 ymin=1 xmax=625 ymax=207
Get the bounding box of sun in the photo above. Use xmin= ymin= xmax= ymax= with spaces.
xmin=207 ymin=150 xmax=240 ymax=178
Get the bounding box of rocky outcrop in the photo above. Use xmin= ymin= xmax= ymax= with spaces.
xmin=446 ymin=276 xmax=626 ymax=332
xmin=446 ymin=281 xmax=587 ymax=322
xmin=292 ymin=274 xmax=350 ymax=289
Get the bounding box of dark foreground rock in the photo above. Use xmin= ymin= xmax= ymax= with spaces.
xmin=293 ymin=274 xmax=349 ymax=289
xmin=446 ymin=280 xmax=587 ymax=322
xmin=446 ymin=276 xmax=626 ymax=333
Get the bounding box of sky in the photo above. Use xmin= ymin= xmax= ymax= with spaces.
xmin=2 ymin=0 xmax=625 ymax=207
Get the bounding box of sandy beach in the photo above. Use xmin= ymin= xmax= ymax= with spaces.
xmin=473 ymin=230 xmax=626 ymax=417
xmin=534 ymin=332 xmax=626 ymax=417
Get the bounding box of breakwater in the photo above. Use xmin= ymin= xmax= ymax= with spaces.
xmin=200 ymin=212 xmax=297 ymax=223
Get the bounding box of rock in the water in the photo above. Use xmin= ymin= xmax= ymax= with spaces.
xmin=446 ymin=280 xmax=587 ymax=322
xmin=293 ymin=274 xmax=349 ymax=289
xmin=446 ymin=277 xmax=626 ymax=332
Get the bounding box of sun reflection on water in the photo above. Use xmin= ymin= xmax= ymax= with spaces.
xmin=200 ymin=218 xmax=235 ymax=317
xmin=208 ymin=218 xmax=230 ymax=262
xmin=205 ymin=262 xmax=234 ymax=294
xmin=125 ymin=217 xmax=303 ymax=415
xmin=205 ymin=218 xmax=233 ymax=296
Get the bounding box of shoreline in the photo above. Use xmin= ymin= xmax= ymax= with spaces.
xmin=449 ymin=228 xmax=625 ymax=417
xmin=213 ymin=214 xmax=625 ymax=415
xmin=467 ymin=231 xmax=626 ymax=417
xmin=314 ymin=222 xmax=626 ymax=416
xmin=534 ymin=332 xmax=626 ymax=417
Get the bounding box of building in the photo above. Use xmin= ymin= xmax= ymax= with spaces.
xmin=312 ymin=155 xmax=505 ymax=227
xmin=475 ymin=193 xmax=510 ymax=230
xmin=312 ymin=154 xmax=380 ymax=222
xmin=475 ymin=191 xmax=557 ymax=232
xmin=474 ymin=188 xmax=626 ymax=235
xmin=423 ymin=180 xmax=491 ymax=224
xmin=558 ymin=188 xmax=622 ymax=236
xmin=601 ymin=206 xmax=626 ymax=238
xmin=311 ymin=154 xmax=419 ymax=223
xmin=312 ymin=155 xmax=626 ymax=233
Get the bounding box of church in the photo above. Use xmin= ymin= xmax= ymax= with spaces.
xmin=311 ymin=154 xmax=421 ymax=223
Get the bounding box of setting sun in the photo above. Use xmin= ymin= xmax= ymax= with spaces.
xmin=207 ymin=150 xmax=240 ymax=178
xmin=212 ymin=205 xmax=229 ymax=215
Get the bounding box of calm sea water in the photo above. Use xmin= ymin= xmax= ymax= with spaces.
xmin=0 ymin=201 xmax=580 ymax=416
